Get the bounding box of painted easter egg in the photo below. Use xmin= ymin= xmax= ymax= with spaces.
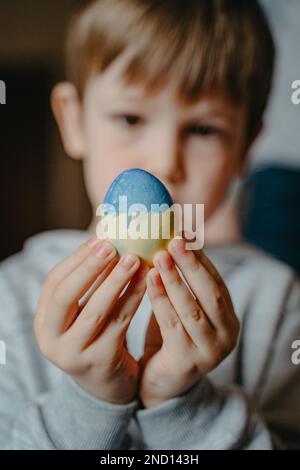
xmin=97 ymin=168 xmax=175 ymax=266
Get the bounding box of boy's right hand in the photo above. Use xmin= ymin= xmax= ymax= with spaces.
xmin=34 ymin=236 xmax=149 ymax=405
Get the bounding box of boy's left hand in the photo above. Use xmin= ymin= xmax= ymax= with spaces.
xmin=138 ymin=237 xmax=240 ymax=409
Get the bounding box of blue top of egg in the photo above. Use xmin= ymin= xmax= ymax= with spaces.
xmin=103 ymin=168 xmax=173 ymax=214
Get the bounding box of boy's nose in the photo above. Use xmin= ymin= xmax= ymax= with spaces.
xmin=145 ymin=133 xmax=185 ymax=187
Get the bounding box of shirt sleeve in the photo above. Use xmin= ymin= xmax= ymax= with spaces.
xmin=134 ymin=274 xmax=300 ymax=450
xmin=0 ymin=252 xmax=138 ymax=450
xmin=134 ymin=378 xmax=274 ymax=450
xmin=0 ymin=317 xmax=138 ymax=450
xmin=7 ymin=374 xmax=138 ymax=450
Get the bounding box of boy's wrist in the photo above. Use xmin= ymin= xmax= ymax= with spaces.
xmin=139 ymin=395 xmax=169 ymax=409
xmin=134 ymin=378 xmax=213 ymax=449
xmin=73 ymin=374 xmax=139 ymax=406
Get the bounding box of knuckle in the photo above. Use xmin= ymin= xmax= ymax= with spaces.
xmin=82 ymin=255 xmax=101 ymax=276
xmin=188 ymin=304 xmax=202 ymax=322
xmin=188 ymin=255 xmax=200 ymax=274
xmin=166 ymin=314 xmax=181 ymax=329
xmin=80 ymin=303 xmax=105 ymax=324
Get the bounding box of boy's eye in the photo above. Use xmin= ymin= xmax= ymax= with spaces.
xmin=118 ymin=114 xmax=142 ymax=126
xmin=187 ymin=124 xmax=219 ymax=136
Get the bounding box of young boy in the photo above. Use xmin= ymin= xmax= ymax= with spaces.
xmin=1 ymin=0 xmax=300 ymax=450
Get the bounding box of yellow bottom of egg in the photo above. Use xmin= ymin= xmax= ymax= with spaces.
xmin=97 ymin=208 xmax=176 ymax=266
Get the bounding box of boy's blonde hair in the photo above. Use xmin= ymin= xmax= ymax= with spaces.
xmin=65 ymin=0 xmax=275 ymax=145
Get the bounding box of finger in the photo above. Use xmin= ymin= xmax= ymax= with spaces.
xmin=86 ymin=263 xmax=150 ymax=354
xmin=138 ymin=311 xmax=163 ymax=375
xmin=194 ymin=248 xmax=238 ymax=337
xmin=146 ymin=268 xmax=189 ymax=345
xmin=168 ymin=238 xmax=235 ymax=331
xmin=77 ymin=256 xmax=118 ymax=309
xmin=153 ymin=251 xmax=215 ymax=347
xmin=144 ymin=312 xmax=162 ymax=354
xmin=108 ymin=263 xmax=150 ymax=334
xmin=36 ymin=236 xmax=98 ymax=327
xmin=194 ymin=248 xmax=235 ymax=314
xmin=44 ymin=239 xmax=118 ymax=335
xmin=65 ymin=256 xmax=119 ymax=329
xmin=68 ymin=253 xmax=141 ymax=349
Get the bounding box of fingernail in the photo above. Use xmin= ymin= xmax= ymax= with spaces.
xmin=171 ymin=238 xmax=186 ymax=255
xmin=157 ymin=252 xmax=174 ymax=272
xmin=87 ymin=235 xmax=101 ymax=249
xmin=120 ymin=254 xmax=138 ymax=270
xmin=96 ymin=241 xmax=115 ymax=259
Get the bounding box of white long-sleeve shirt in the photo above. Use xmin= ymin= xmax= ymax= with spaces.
xmin=0 ymin=229 xmax=299 ymax=449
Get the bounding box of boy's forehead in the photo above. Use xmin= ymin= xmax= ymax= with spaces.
xmin=89 ymin=73 xmax=241 ymax=121
xmin=87 ymin=50 xmax=243 ymax=119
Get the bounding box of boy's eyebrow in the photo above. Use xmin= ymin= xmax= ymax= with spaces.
xmin=108 ymin=93 xmax=147 ymax=107
xmin=184 ymin=107 xmax=240 ymax=126
xmin=109 ymin=84 xmax=241 ymax=124
xmin=121 ymin=94 xmax=145 ymax=103
xmin=117 ymin=85 xmax=149 ymax=102
xmin=204 ymin=112 xmax=238 ymax=126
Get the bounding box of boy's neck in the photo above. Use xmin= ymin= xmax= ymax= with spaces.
xmin=204 ymin=201 xmax=241 ymax=247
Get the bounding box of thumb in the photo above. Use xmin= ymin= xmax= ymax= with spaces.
xmin=144 ymin=311 xmax=162 ymax=354
xmin=138 ymin=312 xmax=162 ymax=373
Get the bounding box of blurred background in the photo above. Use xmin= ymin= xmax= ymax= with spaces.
xmin=0 ymin=0 xmax=91 ymax=262
xmin=0 ymin=0 xmax=299 ymax=273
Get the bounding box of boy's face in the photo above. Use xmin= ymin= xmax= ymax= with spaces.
xmin=52 ymin=51 xmax=250 ymax=223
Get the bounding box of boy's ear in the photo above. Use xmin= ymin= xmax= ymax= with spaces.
xmin=50 ymin=82 xmax=86 ymax=160
xmin=237 ymin=121 xmax=264 ymax=178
